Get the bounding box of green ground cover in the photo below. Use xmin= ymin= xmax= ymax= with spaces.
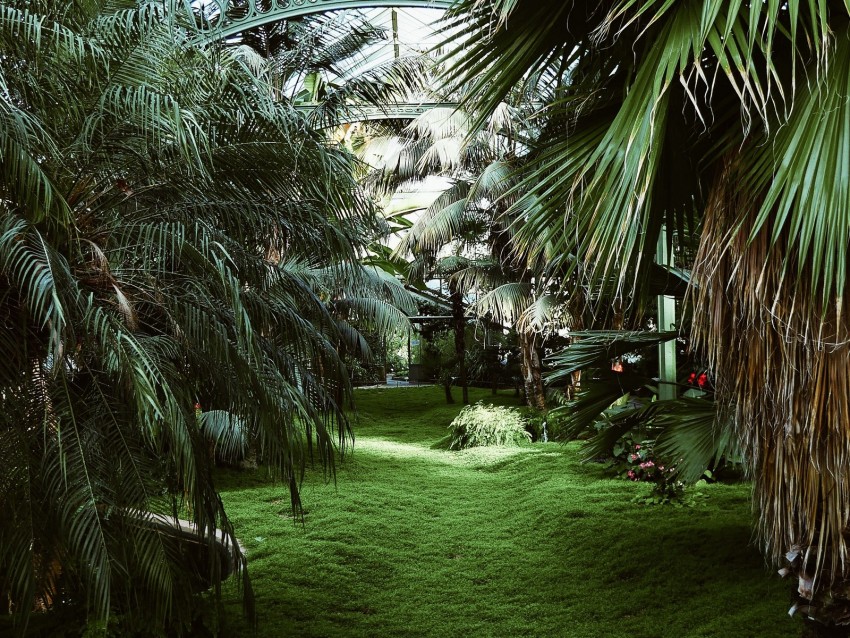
xmin=215 ymin=387 xmax=796 ymax=637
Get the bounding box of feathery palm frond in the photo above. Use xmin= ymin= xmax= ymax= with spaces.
xmin=0 ymin=0 xmax=378 ymax=632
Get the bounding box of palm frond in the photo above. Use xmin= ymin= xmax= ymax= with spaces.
xmin=546 ymin=330 xmax=678 ymax=383
xmin=0 ymin=0 xmax=377 ymax=629
xmin=201 ymin=410 xmax=249 ymax=462
xmin=470 ymin=282 xmax=532 ymax=325
xmin=517 ymin=293 xmax=568 ymax=334
xmin=653 ymin=398 xmax=738 ymax=484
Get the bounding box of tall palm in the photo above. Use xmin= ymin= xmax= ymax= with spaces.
xmin=0 ymin=0 xmax=386 ymax=632
xmin=443 ymin=0 xmax=850 ymax=630
xmin=361 ymin=99 xmax=564 ymax=408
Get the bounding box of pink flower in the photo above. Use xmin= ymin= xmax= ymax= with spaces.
xmin=629 ymin=454 xmax=638 ymax=462
xmin=634 ymin=444 xmax=641 ymax=450
xmin=627 ymin=470 xmax=636 ymax=480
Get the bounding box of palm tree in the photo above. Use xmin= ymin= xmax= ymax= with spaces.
xmin=360 ymin=99 xmax=567 ymax=408
xmin=231 ymin=9 xmax=434 ymax=129
xmin=0 ymin=0 xmax=394 ymax=632
xmin=443 ymin=0 xmax=850 ymax=632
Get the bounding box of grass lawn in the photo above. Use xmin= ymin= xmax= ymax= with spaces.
xmin=215 ymin=386 xmax=797 ymax=638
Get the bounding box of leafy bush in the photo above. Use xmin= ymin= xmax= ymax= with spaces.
xmin=523 ymin=412 xmax=548 ymax=442
xmin=448 ymin=402 xmax=531 ymax=450
xmin=345 ymin=357 xmax=385 ymax=385
xmin=523 ymin=407 xmax=569 ymax=442
xmin=612 ymin=434 xmax=685 ymax=504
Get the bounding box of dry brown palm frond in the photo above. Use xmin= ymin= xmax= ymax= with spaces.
xmin=692 ymin=157 xmax=850 ymax=594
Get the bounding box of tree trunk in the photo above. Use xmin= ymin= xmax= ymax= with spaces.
xmin=443 ymin=376 xmax=455 ymax=404
xmin=692 ymin=167 xmax=850 ymax=627
xmin=240 ymin=442 xmax=259 ymax=471
xmin=450 ymin=282 xmax=468 ymax=405
xmin=565 ymin=275 xmax=586 ymax=400
xmin=567 ymin=370 xmax=582 ymax=400
xmin=519 ymin=330 xmax=545 ymax=411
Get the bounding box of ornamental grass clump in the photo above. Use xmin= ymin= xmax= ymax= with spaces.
xmin=448 ymin=402 xmax=531 ymax=450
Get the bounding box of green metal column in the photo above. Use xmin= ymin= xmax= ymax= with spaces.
xmin=657 ymin=227 xmax=677 ymax=401
xmin=391 ymin=8 xmax=400 ymax=59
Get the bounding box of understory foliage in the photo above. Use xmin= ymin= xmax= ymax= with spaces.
xmin=545 ymin=331 xmax=737 ymax=484
xmin=612 ymin=435 xmax=684 ymax=505
xmin=0 ymin=0 xmax=403 ymax=633
xmin=448 ymin=402 xmax=530 ymax=450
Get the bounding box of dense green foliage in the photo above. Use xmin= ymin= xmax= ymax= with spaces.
xmin=447 ymin=401 xmax=530 ymax=450
xmin=7 ymin=0 xmax=849 ymax=633
xmin=0 ymin=0 xmax=411 ymax=632
xmin=443 ymin=0 xmax=850 ymax=624
xmin=211 ymin=387 xmax=794 ymax=638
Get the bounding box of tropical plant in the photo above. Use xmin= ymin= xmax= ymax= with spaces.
xmin=447 ymin=401 xmax=530 ymax=450
xmin=544 ymin=329 xmax=740 ymax=485
xmin=361 ymin=98 xmax=567 ymax=409
xmin=613 ymin=435 xmax=685 ymax=505
xmin=442 ymin=0 xmax=850 ymax=631
xmin=233 ymin=9 xmax=434 ymax=130
xmin=0 ymin=0 xmax=401 ymax=633
xmin=307 ymin=260 xmax=416 ymax=383
xmin=419 ymin=325 xmax=462 ymax=403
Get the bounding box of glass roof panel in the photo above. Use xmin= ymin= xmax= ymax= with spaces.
xmin=322 ymin=7 xmax=445 ymax=82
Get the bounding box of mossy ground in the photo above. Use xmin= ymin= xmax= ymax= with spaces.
xmin=215 ymin=386 xmax=797 ymax=637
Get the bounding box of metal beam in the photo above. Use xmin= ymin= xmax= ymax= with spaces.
xmin=296 ymin=102 xmax=458 ymax=124
xmin=189 ymin=0 xmax=453 ymax=44
xmin=656 ymin=226 xmax=678 ymax=401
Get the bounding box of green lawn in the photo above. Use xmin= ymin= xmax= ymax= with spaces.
xmin=215 ymin=386 xmax=797 ymax=638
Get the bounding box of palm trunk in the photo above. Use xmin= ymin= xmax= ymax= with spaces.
xmin=693 ymin=166 xmax=850 ymax=628
xmin=442 ymin=374 xmax=455 ymax=404
xmin=566 ymin=275 xmax=586 ymax=400
xmin=519 ymin=330 xmax=545 ymax=411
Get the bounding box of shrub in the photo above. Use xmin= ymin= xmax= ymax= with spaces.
xmin=523 ymin=408 xmax=568 ymax=442
xmin=612 ymin=435 xmax=685 ymax=504
xmin=448 ymin=402 xmax=532 ymax=450
xmin=523 ymin=412 xmax=547 ymax=442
